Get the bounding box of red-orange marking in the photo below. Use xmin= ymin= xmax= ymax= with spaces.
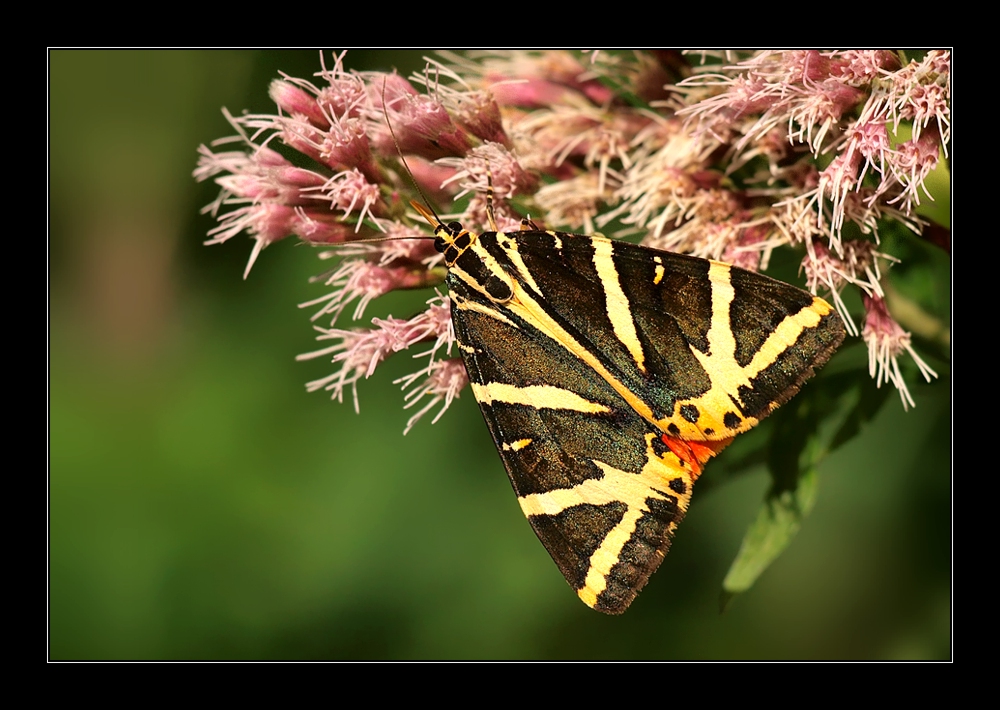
xmin=660 ymin=435 xmax=734 ymax=481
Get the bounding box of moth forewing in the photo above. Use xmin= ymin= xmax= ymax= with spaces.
xmin=416 ymin=200 xmax=844 ymax=613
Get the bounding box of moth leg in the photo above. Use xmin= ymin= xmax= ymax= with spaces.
xmin=485 ymin=159 xmax=498 ymax=232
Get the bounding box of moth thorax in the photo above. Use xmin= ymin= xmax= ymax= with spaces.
xmin=483 ymin=273 xmax=513 ymax=303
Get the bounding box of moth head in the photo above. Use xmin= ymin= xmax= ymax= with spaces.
xmin=412 ymin=199 xmax=476 ymax=267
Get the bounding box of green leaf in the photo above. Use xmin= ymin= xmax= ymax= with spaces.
xmin=720 ymin=466 xmax=818 ymax=608
xmin=720 ymin=368 xmax=866 ymax=607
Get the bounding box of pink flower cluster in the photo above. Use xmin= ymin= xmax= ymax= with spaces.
xmin=196 ymin=50 xmax=947 ymax=424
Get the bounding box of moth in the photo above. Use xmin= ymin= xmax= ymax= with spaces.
xmin=411 ymin=199 xmax=845 ymax=614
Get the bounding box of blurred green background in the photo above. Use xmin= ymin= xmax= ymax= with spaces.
xmin=50 ymin=50 xmax=950 ymax=660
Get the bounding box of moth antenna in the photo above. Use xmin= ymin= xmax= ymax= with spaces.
xmin=381 ymin=76 xmax=443 ymax=229
xmin=341 ymin=234 xmax=434 ymax=247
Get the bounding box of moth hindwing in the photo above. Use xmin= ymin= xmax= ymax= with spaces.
xmin=420 ymin=206 xmax=845 ymax=614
